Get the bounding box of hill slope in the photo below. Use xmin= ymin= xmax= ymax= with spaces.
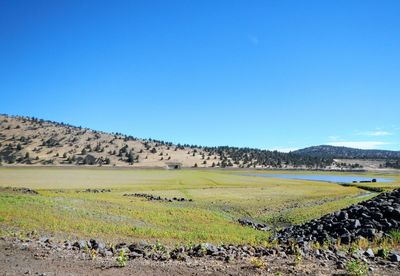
xmin=293 ymin=145 xmax=400 ymax=159
xmin=0 ymin=114 xmax=334 ymax=169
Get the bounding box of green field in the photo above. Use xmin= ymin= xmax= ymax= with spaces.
xmin=0 ymin=167 xmax=399 ymax=246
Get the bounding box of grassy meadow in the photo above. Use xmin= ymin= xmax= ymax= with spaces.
xmin=0 ymin=167 xmax=399 ymax=246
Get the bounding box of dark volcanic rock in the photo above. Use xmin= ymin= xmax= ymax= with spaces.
xmin=389 ymin=253 xmax=400 ymax=263
xmin=10 ymin=187 xmax=38 ymax=195
xmin=238 ymin=218 xmax=271 ymax=231
xmin=73 ymin=240 xmax=87 ymax=249
xmin=123 ymin=193 xmax=193 ymax=202
xmin=275 ymin=189 xmax=400 ymax=244
xmin=80 ymin=189 xmax=111 ymax=193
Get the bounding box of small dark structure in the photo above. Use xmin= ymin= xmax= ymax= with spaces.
xmin=353 ymin=178 xmax=377 ymax=184
xmin=165 ymin=162 xmax=182 ymax=170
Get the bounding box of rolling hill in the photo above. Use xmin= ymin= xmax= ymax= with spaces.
xmin=0 ymin=114 xmax=334 ymax=169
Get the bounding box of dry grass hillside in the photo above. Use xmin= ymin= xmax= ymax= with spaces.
xmin=0 ymin=115 xmax=222 ymax=168
xmin=0 ymin=114 xmax=366 ymax=170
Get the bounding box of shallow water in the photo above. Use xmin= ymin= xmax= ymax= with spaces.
xmin=246 ymin=173 xmax=393 ymax=183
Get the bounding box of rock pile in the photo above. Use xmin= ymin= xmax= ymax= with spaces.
xmin=15 ymin=236 xmax=400 ymax=267
xmin=276 ymin=189 xmax=400 ymax=244
xmin=238 ymin=218 xmax=271 ymax=231
xmin=80 ymin=189 xmax=111 ymax=193
xmin=67 ymin=239 xmax=275 ymax=261
xmin=123 ymin=193 xmax=193 ymax=202
xmin=7 ymin=187 xmax=38 ymax=194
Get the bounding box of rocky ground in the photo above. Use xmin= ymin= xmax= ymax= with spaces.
xmin=1 ymin=235 xmax=399 ymax=276
xmin=276 ymin=189 xmax=400 ymax=245
xmin=1 ymin=190 xmax=400 ymax=275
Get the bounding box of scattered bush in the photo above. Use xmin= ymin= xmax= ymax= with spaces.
xmin=346 ymin=260 xmax=368 ymax=276
xmin=249 ymin=257 xmax=266 ymax=269
xmin=116 ymin=250 xmax=128 ymax=267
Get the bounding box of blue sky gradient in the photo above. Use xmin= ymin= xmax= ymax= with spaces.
xmin=0 ymin=0 xmax=399 ymax=151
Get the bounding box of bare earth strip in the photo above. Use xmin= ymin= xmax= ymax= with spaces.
xmin=1 ymin=238 xmax=399 ymax=276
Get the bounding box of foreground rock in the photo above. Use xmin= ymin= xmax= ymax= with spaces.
xmin=276 ymin=189 xmax=400 ymax=244
xmin=2 ymin=232 xmax=400 ymax=275
xmin=1 ymin=189 xmax=400 ymax=274
xmin=6 ymin=238 xmax=390 ymax=276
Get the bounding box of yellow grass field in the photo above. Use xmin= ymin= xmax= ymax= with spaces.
xmin=0 ymin=167 xmax=399 ymax=245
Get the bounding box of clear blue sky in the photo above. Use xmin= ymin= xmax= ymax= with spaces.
xmin=1 ymin=0 xmax=399 ymax=151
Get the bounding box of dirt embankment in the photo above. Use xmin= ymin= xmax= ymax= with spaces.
xmin=2 ymin=237 xmax=397 ymax=276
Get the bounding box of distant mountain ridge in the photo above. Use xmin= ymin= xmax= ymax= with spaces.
xmin=293 ymin=145 xmax=400 ymax=159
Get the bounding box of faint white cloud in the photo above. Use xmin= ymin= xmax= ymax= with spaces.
xmin=328 ymin=136 xmax=340 ymax=141
xmin=328 ymin=141 xmax=389 ymax=149
xmin=358 ymin=130 xmax=392 ymax=137
xmin=248 ymin=35 xmax=259 ymax=46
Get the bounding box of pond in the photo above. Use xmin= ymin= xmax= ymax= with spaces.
xmin=245 ymin=173 xmax=393 ymax=183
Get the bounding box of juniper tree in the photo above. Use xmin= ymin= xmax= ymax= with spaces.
xmin=127 ymin=150 xmax=135 ymax=164
xmin=94 ymin=143 xmax=101 ymax=152
xmin=9 ymin=155 xmax=15 ymax=164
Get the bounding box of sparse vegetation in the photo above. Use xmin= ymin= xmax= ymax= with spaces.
xmin=249 ymin=257 xmax=266 ymax=269
xmin=346 ymin=260 xmax=369 ymax=276
xmin=389 ymin=230 xmax=400 ymax=243
xmin=116 ymin=249 xmax=128 ymax=267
